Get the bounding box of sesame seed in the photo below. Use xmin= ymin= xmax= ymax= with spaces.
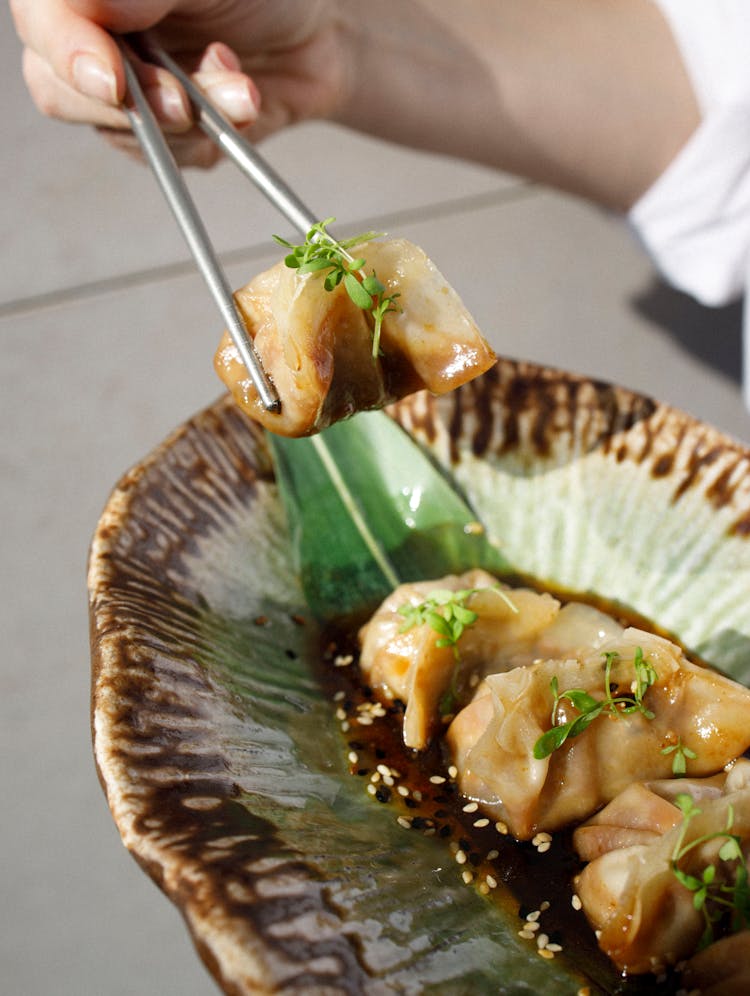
xmin=537 ymin=841 xmax=552 ymax=853
xmin=526 ymin=910 xmax=541 ymax=923
xmin=412 ymin=790 xmax=423 ymax=802
xmin=486 ymin=850 xmax=499 ymax=862
xmin=485 ymin=874 xmax=498 ymax=889
xmin=335 ymin=707 xmax=346 ymax=721
xmin=455 ymin=850 xmax=468 ymax=865
xmin=524 ymin=921 xmax=540 ymax=933
xmin=397 ymin=816 xmax=412 ymax=829
xmin=340 ymin=721 xmax=350 ymax=732
xmin=366 ymin=784 xmax=376 ymax=796
xmin=429 ymin=775 xmax=446 ymax=785
xmin=423 ymin=827 xmax=436 ymax=836
xmin=370 ymin=772 xmax=381 ymax=783
xmin=495 ymin=821 xmax=509 ymax=835
xmin=397 ymin=785 xmax=409 ymax=797
xmin=478 ymin=883 xmax=490 ymax=895
xmin=532 ymin=832 xmax=552 ymax=846
xmin=376 ymin=764 xmax=390 ymax=776
xmin=448 ymin=765 xmax=458 ymax=780
xmin=571 ymin=894 xmax=583 ymax=911
xmin=461 ymin=870 xmax=474 ymax=885
xmin=538 ymin=948 xmax=555 ymax=960
xmin=540 ymin=901 xmax=550 ymax=912
xmin=333 ymin=690 xmax=346 ymax=702
xmin=537 ymin=933 xmax=549 ymax=949
xmin=518 ymin=929 xmax=535 ymax=940
xmin=347 ymin=751 xmax=359 ymax=765
xmin=357 ymin=716 xmax=373 ymax=726
xmin=462 ymin=802 xmax=479 ymax=813
xmin=546 ymin=944 xmax=563 ymax=953
xmin=334 ymin=654 xmax=353 ymax=667
xmin=473 ymin=817 xmax=490 ymax=828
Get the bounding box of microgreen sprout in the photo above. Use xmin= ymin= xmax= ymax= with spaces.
xmin=671 ymin=793 xmax=750 ymax=947
xmin=399 ymin=585 xmax=518 ymax=714
xmin=661 ymin=736 xmax=698 ymax=775
xmin=398 ymin=585 xmax=517 ymax=657
xmin=273 ymin=217 xmax=400 ymax=357
xmin=533 ymin=648 xmax=657 ymax=760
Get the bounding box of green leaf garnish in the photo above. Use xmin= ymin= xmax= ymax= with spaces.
xmin=267 ymin=411 xmax=510 ymax=621
xmin=399 ymin=586 xmax=517 ymax=657
xmin=533 ymin=648 xmax=657 ymax=760
xmin=273 ymin=217 xmax=401 ymax=357
xmin=661 ymin=736 xmax=698 ymax=775
xmin=399 ymin=587 xmax=481 ymax=658
xmin=671 ymin=794 xmax=750 ymax=947
xmin=399 ymin=586 xmax=518 ymax=716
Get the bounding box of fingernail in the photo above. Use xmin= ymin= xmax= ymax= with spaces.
xmin=203 ymin=42 xmax=241 ymax=72
xmin=145 ymin=84 xmax=192 ymax=126
xmin=205 ymin=79 xmax=257 ymax=123
xmin=72 ymin=53 xmax=118 ymax=105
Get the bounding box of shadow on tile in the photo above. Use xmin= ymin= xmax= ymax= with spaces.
xmin=632 ymin=280 xmax=743 ymax=386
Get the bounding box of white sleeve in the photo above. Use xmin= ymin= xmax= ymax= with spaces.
xmin=630 ymin=1 xmax=750 ymax=406
xmin=630 ymin=0 xmax=750 ymax=308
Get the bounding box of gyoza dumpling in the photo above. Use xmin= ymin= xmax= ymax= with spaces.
xmin=682 ymin=931 xmax=750 ymax=996
xmin=214 ymin=237 xmax=496 ymax=436
xmin=358 ymin=570 xmax=560 ymax=749
xmin=573 ymin=761 xmax=750 ymax=975
xmin=446 ymin=629 xmax=750 ymax=839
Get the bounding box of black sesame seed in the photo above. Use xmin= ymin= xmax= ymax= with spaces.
xmin=375 ymin=787 xmax=392 ymax=803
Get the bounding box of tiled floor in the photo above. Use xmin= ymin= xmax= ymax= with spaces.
xmin=3 ymin=7 xmax=749 ymax=996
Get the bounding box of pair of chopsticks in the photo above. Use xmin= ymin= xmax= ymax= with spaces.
xmin=116 ymin=33 xmax=319 ymax=412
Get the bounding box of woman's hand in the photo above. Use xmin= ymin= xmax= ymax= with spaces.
xmin=10 ymin=0 xmax=349 ymax=165
xmin=11 ymin=0 xmax=699 ymax=209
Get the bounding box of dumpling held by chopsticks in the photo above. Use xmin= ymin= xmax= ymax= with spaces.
xmin=214 ymin=225 xmax=496 ymax=437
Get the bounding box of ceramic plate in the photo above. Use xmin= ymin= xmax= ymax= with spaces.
xmin=89 ymin=359 xmax=750 ymax=995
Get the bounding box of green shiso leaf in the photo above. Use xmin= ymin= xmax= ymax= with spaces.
xmin=267 ymin=411 xmax=509 ymax=620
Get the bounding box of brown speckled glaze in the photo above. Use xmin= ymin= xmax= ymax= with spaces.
xmin=89 ymin=359 xmax=750 ymax=995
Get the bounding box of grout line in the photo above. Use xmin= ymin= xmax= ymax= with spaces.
xmin=0 ymin=181 xmax=537 ymax=319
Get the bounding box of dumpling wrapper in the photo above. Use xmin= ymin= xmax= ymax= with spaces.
xmin=214 ymin=238 xmax=496 ymax=437
xmin=682 ymin=931 xmax=750 ymax=996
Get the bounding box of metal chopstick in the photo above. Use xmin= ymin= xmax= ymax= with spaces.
xmin=137 ymin=35 xmax=319 ymax=239
xmin=115 ymin=35 xmax=280 ymax=412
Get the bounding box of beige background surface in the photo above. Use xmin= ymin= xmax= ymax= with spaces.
xmin=2 ymin=5 xmax=749 ymax=994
